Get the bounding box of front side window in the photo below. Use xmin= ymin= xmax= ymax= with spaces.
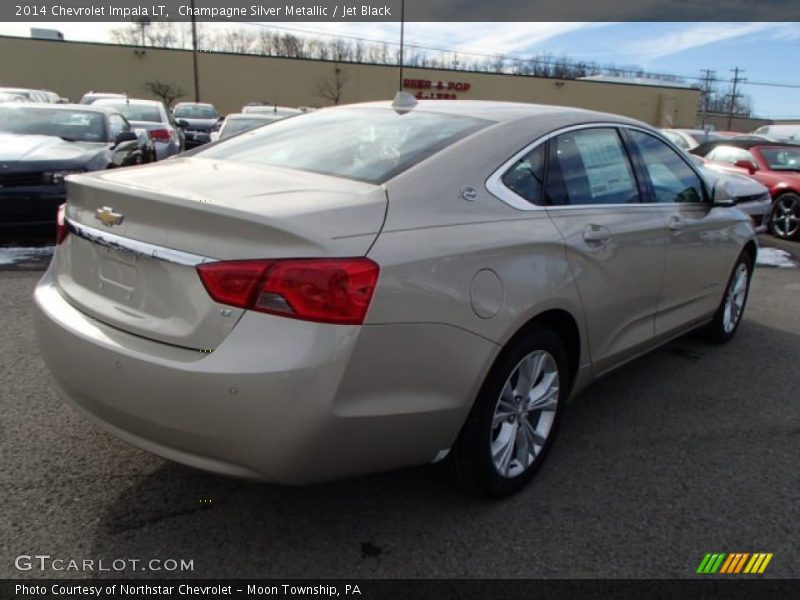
xmin=501 ymin=143 xmax=546 ymax=204
xmin=108 ymin=114 xmax=127 ymax=139
xmin=627 ymin=130 xmax=706 ymax=204
xmin=199 ymin=108 xmax=489 ymax=184
xmin=544 ymin=128 xmax=640 ymax=206
xmin=758 ymin=147 xmax=800 ymax=171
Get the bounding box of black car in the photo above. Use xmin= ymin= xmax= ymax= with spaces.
xmin=172 ymin=102 xmax=222 ymax=149
xmin=0 ymin=103 xmax=155 ymax=236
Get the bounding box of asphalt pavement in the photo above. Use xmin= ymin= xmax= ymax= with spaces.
xmin=1 ymin=250 xmax=798 ymax=579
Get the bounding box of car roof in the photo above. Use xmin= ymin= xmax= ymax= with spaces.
xmin=0 ymin=102 xmax=114 ymax=114
xmin=94 ymin=97 xmax=161 ymax=107
xmin=226 ymin=112 xmax=275 ymax=119
xmin=332 ymin=99 xmax=642 ymax=125
xmin=693 ymin=139 xmax=800 ymax=156
xmin=175 ymin=102 xmax=215 ymax=107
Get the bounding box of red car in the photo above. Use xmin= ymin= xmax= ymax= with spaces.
xmin=692 ymin=140 xmax=800 ymax=240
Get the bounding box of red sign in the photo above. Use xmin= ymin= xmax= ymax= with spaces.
xmin=403 ymin=79 xmax=471 ymax=100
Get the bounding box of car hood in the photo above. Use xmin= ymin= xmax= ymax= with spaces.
xmin=700 ymin=166 xmax=768 ymax=197
xmin=0 ymin=133 xmax=104 ymax=163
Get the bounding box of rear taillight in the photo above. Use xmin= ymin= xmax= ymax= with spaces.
xmin=197 ymin=258 xmax=379 ymax=325
xmin=148 ymin=128 xmax=172 ymax=142
xmin=55 ymin=203 xmax=68 ymax=245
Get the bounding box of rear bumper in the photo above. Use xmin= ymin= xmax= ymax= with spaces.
xmin=33 ymin=267 xmax=496 ymax=483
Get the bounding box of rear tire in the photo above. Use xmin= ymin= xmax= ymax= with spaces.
xmin=448 ymin=326 xmax=568 ymax=497
xmin=705 ymin=251 xmax=753 ymax=344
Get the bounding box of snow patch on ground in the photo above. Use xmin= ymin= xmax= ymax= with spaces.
xmin=0 ymin=246 xmax=54 ymax=266
xmin=757 ymin=247 xmax=798 ymax=269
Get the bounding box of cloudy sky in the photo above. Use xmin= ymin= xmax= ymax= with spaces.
xmin=2 ymin=21 xmax=799 ymax=117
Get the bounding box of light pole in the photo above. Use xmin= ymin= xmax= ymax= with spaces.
xmin=398 ymin=0 xmax=405 ymax=91
xmin=190 ymin=0 xmax=200 ymax=102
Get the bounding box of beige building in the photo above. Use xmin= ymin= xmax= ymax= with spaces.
xmin=0 ymin=35 xmax=700 ymax=126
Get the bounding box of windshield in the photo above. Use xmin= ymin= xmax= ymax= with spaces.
xmin=96 ymin=101 xmax=162 ymax=123
xmin=0 ymin=107 xmax=106 ymax=142
xmin=760 ymin=147 xmax=800 ymax=171
xmin=200 ymin=108 xmax=490 ymax=183
xmin=221 ymin=118 xmax=271 ymax=139
xmin=175 ymin=105 xmax=217 ymax=119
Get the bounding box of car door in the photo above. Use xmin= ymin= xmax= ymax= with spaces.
xmin=541 ymin=126 xmax=667 ymax=374
xmin=625 ymin=129 xmax=740 ymax=338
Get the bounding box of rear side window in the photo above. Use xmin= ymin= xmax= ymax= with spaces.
xmin=627 ymin=130 xmax=706 ymax=204
xmin=545 ymin=128 xmax=640 ymax=206
xmin=199 ymin=108 xmax=489 ymax=184
xmin=501 ymin=144 xmax=546 ymax=204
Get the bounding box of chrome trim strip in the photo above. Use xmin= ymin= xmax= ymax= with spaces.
xmin=485 ymin=121 xmax=709 ymax=212
xmin=66 ymin=217 xmax=214 ymax=267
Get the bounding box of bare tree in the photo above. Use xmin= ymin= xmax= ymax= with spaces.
xmin=314 ymin=65 xmax=349 ymax=106
xmin=143 ymin=81 xmax=185 ymax=108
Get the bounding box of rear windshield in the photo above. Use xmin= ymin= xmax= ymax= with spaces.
xmin=221 ymin=118 xmax=270 ymax=138
xmin=175 ymin=105 xmax=217 ymax=119
xmin=199 ymin=108 xmax=490 ymax=183
xmin=97 ymin=101 xmax=162 ymax=123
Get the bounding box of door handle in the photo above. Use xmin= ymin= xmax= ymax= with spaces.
xmin=583 ymin=224 xmax=611 ymax=244
xmin=668 ymin=216 xmax=687 ymax=231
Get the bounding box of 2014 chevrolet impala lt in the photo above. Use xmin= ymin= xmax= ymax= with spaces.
xmin=34 ymin=98 xmax=756 ymax=496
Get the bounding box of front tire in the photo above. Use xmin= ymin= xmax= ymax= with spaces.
xmin=705 ymin=252 xmax=753 ymax=344
xmin=449 ymin=326 xmax=569 ymax=497
xmin=768 ymin=192 xmax=800 ymax=240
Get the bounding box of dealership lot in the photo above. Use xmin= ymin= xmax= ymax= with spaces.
xmin=1 ymin=244 xmax=797 ymax=579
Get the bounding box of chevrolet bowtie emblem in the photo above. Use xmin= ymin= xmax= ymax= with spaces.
xmin=95 ymin=206 xmax=124 ymax=227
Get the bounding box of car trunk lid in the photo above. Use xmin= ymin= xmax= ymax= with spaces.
xmin=54 ymin=157 xmax=387 ymax=350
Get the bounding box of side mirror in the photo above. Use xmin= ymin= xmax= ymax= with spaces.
xmin=733 ymin=159 xmax=758 ymax=174
xmin=177 ymin=119 xmax=189 ymax=128
xmin=711 ymin=182 xmax=736 ymax=207
xmin=113 ymin=131 xmax=138 ymax=146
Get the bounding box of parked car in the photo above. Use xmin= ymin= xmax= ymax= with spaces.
xmin=692 ymin=140 xmax=800 ymax=240
xmin=660 ymin=128 xmax=727 ymax=151
xmin=34 ymin=100 xmax=756 ymax=496
xmin=0 ymin=87 xmax=53 ymax=103
xmin=172 ymin=102 xmax=222 ymax=148
xmin=699 ymin=163 xmax=772 ymax=233
xmin=93 ymin=98 xmax=184 ymax=160
xmin=0 ymin=103 xmax=155 ymax=234
xmin=79 ymin=92 xmax=127 ymax=105
xmin=241 ymin=105 xmax=302 ymax=118
xmin=751 ymin=124 xmax=800 ymax=144
xmin=0 ymin=91 xmax=32 ymax=103
xmin=211 ymin=112 xmax=279 ymax=142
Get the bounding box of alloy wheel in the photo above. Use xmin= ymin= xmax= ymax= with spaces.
xmin=723 ymin=263 xmax=749 ymax=334
xmin=770 ymin=195 xmax=800 ymax=239
xmin=490 ymin=350 xmax=559 ymax=478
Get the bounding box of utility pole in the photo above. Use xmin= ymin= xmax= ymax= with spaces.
xmin=727 ymin=67 xmax=746 ymax=130
xmin=699 ymin=69 xmax=715 ymax=127
xmin=190 ymin=0 xmax=200 ymax=102
xmin=398 ymin=0 xmax=405 ymax=91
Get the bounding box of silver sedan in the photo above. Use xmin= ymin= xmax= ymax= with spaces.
xmin=34 ymin=98 xmax=756 ymax=496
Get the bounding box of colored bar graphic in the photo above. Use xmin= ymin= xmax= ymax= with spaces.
xmin=697 ymin=554 xmax=713 ymax=574
xmin=719 ymin=554 xmax=736 ymax=574
xmin=758 ymin=554 xmax=773 ymax=574
xmin=698 ymin=552 xmax=773 ymax=574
